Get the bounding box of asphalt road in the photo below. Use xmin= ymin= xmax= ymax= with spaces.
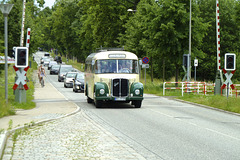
xmin=36 ymin=51 xmax=240 ymax=160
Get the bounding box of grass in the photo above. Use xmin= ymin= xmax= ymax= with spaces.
xmin=177 ymin=94 xmax=240 ymax=113
xmin=0 ymin=58 xmax=37 ymax=118
xmin=62 ymin=56 xmax=85 ymax=72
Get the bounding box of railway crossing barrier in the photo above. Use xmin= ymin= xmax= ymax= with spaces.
xmin=223 ymin=84 xmax=240 ymax=97
xmin=163 ymin=82 xmax=215 ymax=96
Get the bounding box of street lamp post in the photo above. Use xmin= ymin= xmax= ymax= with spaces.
xmin=0 ymin=3 xmax=14 ymax=104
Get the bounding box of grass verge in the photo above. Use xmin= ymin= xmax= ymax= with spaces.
xmin=177 ymin=94 xmax=240 ymax=114
xmin=0 ymin=58 xmax=37 ymax=118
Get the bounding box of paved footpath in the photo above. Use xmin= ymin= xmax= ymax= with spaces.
xmin=1 ymin=75 xmax=145 ymax=160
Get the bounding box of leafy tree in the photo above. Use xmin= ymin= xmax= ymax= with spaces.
xmin=123 ymin=0 xmax=208 ymax=81
xmin=76 ymin=0 xmax=140 ymax=53
xmin=198 ymin=0 xmax=239 ymax=81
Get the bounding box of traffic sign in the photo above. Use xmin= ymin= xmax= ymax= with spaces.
xmin=142 ymin=57 xmax=149 ymax=64
xmin=194 ymin=59 xmax=198 ymax=67
xmin=221 ymin=69 xmax=235 ymax=89
xmin=142 ymin=64 xmax=149 ymax=68
xmin=13 ymin=66 xmax=29 ymax=90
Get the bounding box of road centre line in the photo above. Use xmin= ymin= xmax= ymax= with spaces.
xmin=148 ymin=108 xmax=174 ymax=118
xmin=149 ymin=108 xmax=240 ymax=141
xmin=205 ymin=127 xmax=240 ymax=141
xmin=145 ymin=104 xmax=193 ymax=108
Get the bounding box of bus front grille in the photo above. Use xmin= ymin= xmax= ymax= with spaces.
xmin=112 ymin=79 xmax=129 ymax=97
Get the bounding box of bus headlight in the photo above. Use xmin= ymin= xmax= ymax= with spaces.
xmin=135 ymin=89 xmax=140 ymax=95
xmin=100 ymin=89 xmax=105 ymax=95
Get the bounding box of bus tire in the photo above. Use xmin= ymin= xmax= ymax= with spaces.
xmin=134 ymin=100 xmax=142 ymax=108
xmin=95 ymin=100 xmax=102 ymax=108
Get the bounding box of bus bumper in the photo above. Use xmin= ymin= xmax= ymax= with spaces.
xmin=95 ymin=96 xmax=143 ymax=101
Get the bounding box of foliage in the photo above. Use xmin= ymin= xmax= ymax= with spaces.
xmin=1 ymin=0 xmax=240 ymax=82
xmin=0 ymin=65 xmax=16 ymax=118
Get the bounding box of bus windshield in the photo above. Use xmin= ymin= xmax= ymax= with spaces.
xmin=94 ymin=59 xmax=139 ymax=74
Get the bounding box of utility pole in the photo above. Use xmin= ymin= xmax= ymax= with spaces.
xmin=188 ymin=0 xmax=192 ymax=82
xmin=214 ymin=0 xmax=223 ymax=95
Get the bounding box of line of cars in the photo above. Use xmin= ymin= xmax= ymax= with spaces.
xmin=49 ymin=64 xmax=84 ymax=93
xmin=39 ymin=53 xmax=85 ymax=93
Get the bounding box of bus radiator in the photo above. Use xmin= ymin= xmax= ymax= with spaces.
xmin=112 ymin=79 xmax=129 ymax=97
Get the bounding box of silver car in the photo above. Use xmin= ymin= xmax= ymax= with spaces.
xmin=64 ymin=72 xmax=77 ymax=88
xmin=48 ymin=61 xmax=57 ymax=70
xmin=58 ymin=65 xmax=73 ymax=82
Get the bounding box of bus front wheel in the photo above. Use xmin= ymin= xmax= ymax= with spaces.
xmin=95 ymin=100 xmax=102 ymax=108
xmin=133 ymin=100 xmax=142 ymax=108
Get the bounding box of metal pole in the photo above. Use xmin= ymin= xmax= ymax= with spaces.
xmin=4 ymin=15 xmax=8 ymax=103
xmin=145 ymin=68 xmax=146 ymax=86
xmin=188 ymin=0 xmax=192 ymax=81
xmin=194 ymin=66 xmax=196 ymax=82
xmin=20 ymin=0 xmax=26 ymax=46
xmin=227 ymin=82 xmax=229 ymax=99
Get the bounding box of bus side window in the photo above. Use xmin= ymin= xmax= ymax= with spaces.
xmin=91 ymin=64 xmax=94 ymax=73
xmin=94 ymin=63 xmax=98 ymax=73
xmin=85 ymin=63 xmax=89 ymax=73
xmin=94 ymin=61 xmax=100 ymax=73
xmin=84 ymin=64 xmax=87 ymax=72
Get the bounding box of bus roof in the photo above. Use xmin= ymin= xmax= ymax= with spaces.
xmin=85 ymin=51 xmax=138 ymax=63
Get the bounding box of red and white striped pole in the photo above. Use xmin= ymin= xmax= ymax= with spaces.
xmin=20 ymin=0 xmax=26 ymax=47
xmin=26 ymin=28 xmax=31 ymax=48
xmin=216 ymin=0 xmax=221 ymax=70
xmin=214 ymin=0 xmax=223 ymax=95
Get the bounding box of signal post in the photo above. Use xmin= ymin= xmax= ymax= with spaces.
xmin=14 ymin=47 xmax=29 ymax=103
xmin=221 ymin=53 xmax=236 ymax=97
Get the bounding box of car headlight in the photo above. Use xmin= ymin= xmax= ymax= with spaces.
xmin=135 ymin=89 xmax=140 ymax=95
xmin=99 ymin=89 xmax=105 ymax=95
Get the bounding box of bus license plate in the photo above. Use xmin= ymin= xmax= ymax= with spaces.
xmin=115 ymin=97 xmax=126 ymax=101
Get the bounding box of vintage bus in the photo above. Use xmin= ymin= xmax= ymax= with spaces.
xmin=84 ymin=50 xmax=144 ymax=108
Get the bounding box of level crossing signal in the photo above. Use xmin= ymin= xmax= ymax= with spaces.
xmin=15 ymin=47 xmax=28 ymax=68
xmin=224 ymin=53 xmax=236 ymax=71
xmin=183 ymin=54 xmax=191 ymax=68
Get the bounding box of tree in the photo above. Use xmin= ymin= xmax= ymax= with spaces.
xmin=123 ymin=0 xmax=208 ymax=81
xmin=198 ymin=0 xmax=239 ymax=81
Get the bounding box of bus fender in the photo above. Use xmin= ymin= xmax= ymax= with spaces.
xmin=130 ymin=82 xmax=144 ymax=97
xmin=94 ymin=82 xmax=109 ymax=97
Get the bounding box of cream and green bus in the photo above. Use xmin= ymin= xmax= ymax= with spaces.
xmin=84 ymin=50 xmax=144 ymax=108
